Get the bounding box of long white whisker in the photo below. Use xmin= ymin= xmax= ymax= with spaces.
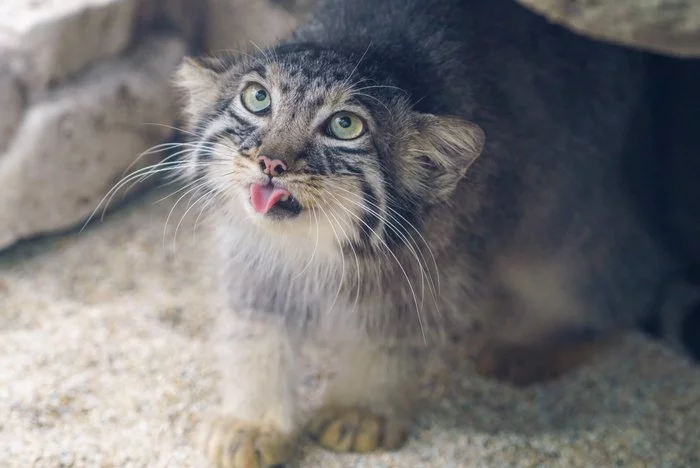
xmin=193 ymin=190 xmax=218 ymax=236
xmin=341 ymin=41 xmax=373 ymax=90
xmin=323 ymin=203 xmax=362 ymax=316
xmin=81 ymin=160 xmax=198 ymax=231
xmin=348 ymin=91 xmax=392 ymax=116
xmin=332 ymin=186 xmax=440 ymax=302
xmin=351 ymin=84 xmax=408 ymax=94
xmin=334 ymin=184 xmax=441 ymax=294
xmin=120 ymin=140 xmax=217 ymax=181
xmin=140 ymin=122 xmax=198 ymax=137
xmin=292 ymin=206 xmax=320 ymax=280
xmin=162 ymin=180 xmax=210 ymax=252
xmin=173 ymin=187 xmax=213 ymax=253
xmin=317 ymin=204 xmax=346 ymax=318
xmin=322 ymin=189 xmax=426 ymax=342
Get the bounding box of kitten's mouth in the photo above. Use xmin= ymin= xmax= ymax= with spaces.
xmin=249 ymin=182 xmax=302 ymax=218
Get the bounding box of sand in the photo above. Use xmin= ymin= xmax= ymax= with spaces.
xmin=1 ymin=187 xmax=699 ymax=467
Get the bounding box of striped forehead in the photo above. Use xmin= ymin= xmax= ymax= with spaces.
xmin=262 ymin=56 xmax=359 ymax=108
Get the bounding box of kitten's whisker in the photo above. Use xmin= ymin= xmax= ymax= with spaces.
xmin=292 ymin=206 xmax=320 ymax=281
xmin=191 ymin=171 xmax=234 ymax=236
xmin=351 ymin=84 xmax=408 ymax=95
xmin=317 ymin=204 xmax=346 ymax=318
xmin=334 ymin=185 xmax=441 ymax=295
xmin=324 ymin=189 xmax=428 ymax=307
xmin=353 ymin=190 xmax=442 ymax=320
xmin=173 ymin=187 xmax=213 ymax=253
xmin=348 ymin=91 xmax=393 ymax=117
xmin=153 ymin=169 xmax=212 ymax=204
xmin=213 ymin=45 xmax=258 ymax=63
xmin=329 ymin=188 xmax=439 ymax=309
xmin=162 ymin=180 xmax=209 ymax=252
xmin=123 ymin=151 xmax=211 ymax=195
xmin=193 ymin=190 xmax=217 ymax=236
xmin=140 ymin=122 xmax=198 ymax=137
xmin=249 ymin=41 xmax=273 ymax=66
xmin=120 ymin=141 xmax=217 ymax=181
xmin=324 ymin=203 xmax=362 ymax=316
xmin=335 ymin=188 xmax=439 ymax=301
xmin=118 ymin=144 xmax=217 ymax=198
xmin=82 ymin=160 xmax=196 ymax=231
xmin=322 ymin=190 xmax=426 ymax=342
xmin=341 ymin=41 xmax=373 ymax=90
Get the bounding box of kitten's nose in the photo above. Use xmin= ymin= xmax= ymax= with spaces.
xmin=257 ymin=155 xmax=287 ymax=177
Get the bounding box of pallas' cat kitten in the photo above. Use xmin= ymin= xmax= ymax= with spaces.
xmin=174 ymin=0 xmax=678 ymax=465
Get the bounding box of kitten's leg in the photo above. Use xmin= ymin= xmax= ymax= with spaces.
xmin=306 ymin=342 xmax=416 ymax=453
xmin=198 ymin=314 xmax=301 ymax=468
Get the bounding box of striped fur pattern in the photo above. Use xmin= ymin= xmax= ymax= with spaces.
xmin=175 ymin=46 xmax=486 ymax=340
xmin=171 ymin=0 xmax=689 ymax=465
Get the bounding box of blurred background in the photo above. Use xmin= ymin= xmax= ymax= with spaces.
xmin=0 ymin=1 xmax=699 ymax=466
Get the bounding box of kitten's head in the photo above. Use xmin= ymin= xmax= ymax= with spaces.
xmin=174 ymin=43 xmax=484 ymax=258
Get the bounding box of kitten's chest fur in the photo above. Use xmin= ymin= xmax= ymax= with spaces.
xmin=215 ymin=217 xmax=487 ymax=340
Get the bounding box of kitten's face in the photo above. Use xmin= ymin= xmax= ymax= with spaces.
xmin=175 ymin=45 xmax=484 ymax=257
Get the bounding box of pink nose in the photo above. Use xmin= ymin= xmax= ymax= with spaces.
xmin=257 ymin=155 xmax=287 ymax=176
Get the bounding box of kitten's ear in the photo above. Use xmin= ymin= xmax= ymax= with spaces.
xmin=407 ymin=113 xmax=485 ymax=202
xmin=174 ymin=56 xmax=226 ymax=119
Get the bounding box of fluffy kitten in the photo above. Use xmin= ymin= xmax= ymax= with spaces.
xmin=174 ymin=0 xmax=680 ymax=465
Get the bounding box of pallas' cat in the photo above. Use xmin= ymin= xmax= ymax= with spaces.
xmin=174 ymin=0 xmax=678 ymax=465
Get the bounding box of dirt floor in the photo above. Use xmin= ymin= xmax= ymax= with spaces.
xmin=1 ymin=187 xmax=699 ymax=467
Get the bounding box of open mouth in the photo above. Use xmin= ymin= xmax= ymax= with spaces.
xmin=249 ymin=182 xmax=302 ymax=218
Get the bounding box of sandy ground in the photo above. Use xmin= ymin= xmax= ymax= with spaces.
xmin=1 ymin=187 xmax=700 ymax=467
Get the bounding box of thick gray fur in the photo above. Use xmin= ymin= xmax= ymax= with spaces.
xmin=173 ymin=0 xmax=684 ymax=465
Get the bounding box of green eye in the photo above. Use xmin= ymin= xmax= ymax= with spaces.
xmin=241 ymin=83 xmax=271 ymax=113
xmin=327 ymin=112 xmax=365 ymax=140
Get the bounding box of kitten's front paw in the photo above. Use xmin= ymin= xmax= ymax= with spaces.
xmin=306 ymin=407 xmax=408 ymax=453
xmin=197 ymin=416 xmax=296 ymax=468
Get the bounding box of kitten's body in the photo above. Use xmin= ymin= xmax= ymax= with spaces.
xmin=176 ymin=0 xmax=679 ymax=466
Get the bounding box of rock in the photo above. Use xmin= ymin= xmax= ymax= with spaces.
xmin=136 ymin=0 xmax=208 ymax=48
xmin=0 ymin=65 xmax=23 ymax=153
xmin=0 ymin=0 xmax=205 ymax=97
xmin=515 ymin=0 xmax=700 ymax=58
xmin=0 ymin=35 xmax=186 ymax=251
xmin=204 ymin=0 xmax=312 ymax=53
xmin=0 ymin=0 xmax=139 ymax=95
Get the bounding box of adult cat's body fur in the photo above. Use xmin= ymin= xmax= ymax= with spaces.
xmin=175 ymin=0 xmax=680 ymax=466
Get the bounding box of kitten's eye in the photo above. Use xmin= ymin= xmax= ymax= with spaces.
xmin=327 ymin=112 xmax=365 ymax=140
xmin=241 ymin=83 xmax=271 ymax=114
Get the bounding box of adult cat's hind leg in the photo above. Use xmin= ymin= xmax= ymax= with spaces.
xmin=474 ymin=331 xmax=620 ymax=386
xmin=306 ymin=342 xmax=415 ymax=453
xmin=473 ymin=255 xmax=622 ymax=387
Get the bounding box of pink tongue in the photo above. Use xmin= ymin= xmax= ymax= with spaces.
xmin=250 ymin=183 xmax=291 ymax=214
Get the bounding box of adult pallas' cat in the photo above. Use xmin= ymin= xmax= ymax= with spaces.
xmin=174 ymin=0 xmax=677 ymax=465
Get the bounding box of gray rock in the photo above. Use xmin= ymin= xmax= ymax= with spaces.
xmin=204 ymin=0 xmax=310 ymax=53
xmin=0 ymin=35 xmax=186 ymax=250
xmin=137 ymin=0 xmax=208 ymax=48
xmin=0 ymin=0 xmax=139 ymax=95
xmin=516 ymin=0 xmax=700 ymax=57
xmin=0 ymin=65 xmax=23 ymax=153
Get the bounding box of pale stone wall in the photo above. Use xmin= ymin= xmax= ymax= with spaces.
xmin=516 ymin=0 xmax=700 ymax=58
